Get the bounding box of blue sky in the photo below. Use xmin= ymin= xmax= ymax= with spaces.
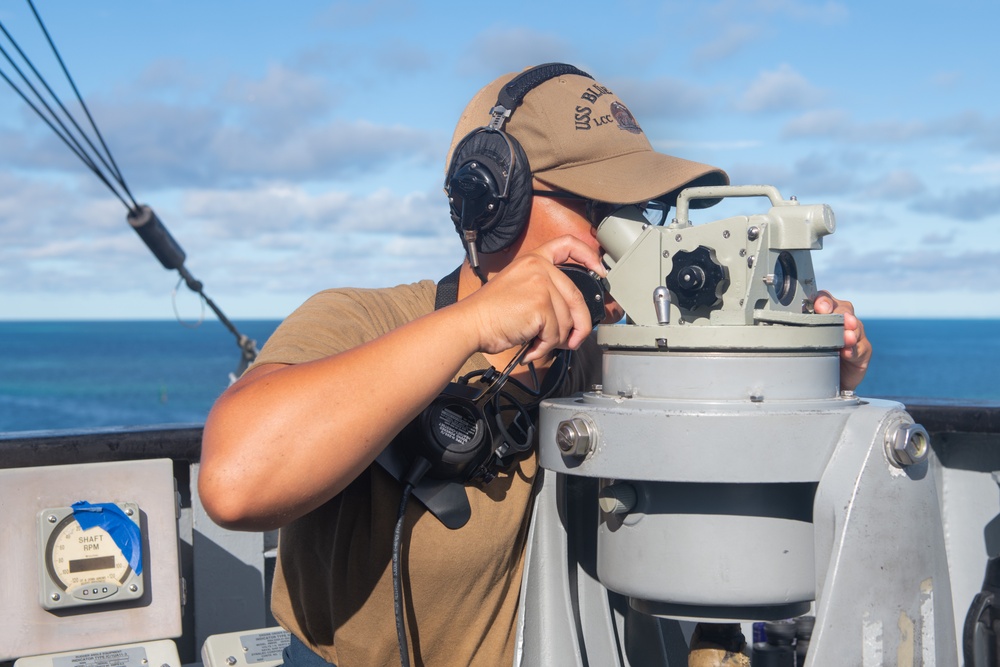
xmin=1 ymin=0 xmax=998 ymax=320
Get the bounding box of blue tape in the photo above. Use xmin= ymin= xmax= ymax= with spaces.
xmin=71 ymin=501 xmax=143 ymax=575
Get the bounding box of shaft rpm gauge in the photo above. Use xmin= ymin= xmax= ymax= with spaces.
xmin=38 ymin=502 xmax=144 ymax=610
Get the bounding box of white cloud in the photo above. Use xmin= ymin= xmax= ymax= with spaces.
xmin=690 ymin=25 xmax=765 ymax=67
xmin=782 ymin=109 xmax=928 ymax=143
xmin=818 ymin=245 xmax=1000 ymax=294
xmin=782 ymin=109 xmax=851 ymax=138
xmin=700 ymin=0 xmax=848 ymax=23
xmin=181 ymin=184 xmax=445 ymax=239
xmin=452 ymin=27 xmax=575 ymax=78
xmin=947 ymin=159 xmax=1000 ymax=176
xmin=737 ymin=64 xmax=826 ymax=114
xmin=756 ymin=0 xmax=848 ymax=22
xmin=316 ymin=0 xmax=419 ymax=30
xmin=862 ymin=170 xmax=926 ymax=201
xmin=206 ymin=119 xmax=438 ymax=181
xmin=612 ymin=76 xmax=715 ymax=122
xmin=912 ymin=186 xmax=1000 ymax=222
xmin=656 ymin=139 xmax=764 ymax=152
xmin=219 ymin=65 xmax=335 ymax=128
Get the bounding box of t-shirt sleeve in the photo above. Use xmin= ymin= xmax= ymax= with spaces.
xmin=249 ymin=281 xmax=437 ymax=370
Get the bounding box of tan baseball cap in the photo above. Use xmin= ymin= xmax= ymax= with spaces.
xmin=447 ymin=67 xmax=728 ymax=205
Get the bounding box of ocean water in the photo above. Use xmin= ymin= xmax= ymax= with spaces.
xmin=0 ymin=320 xmax=281 ymax=433
xmin=1 ymin=319 xmax=998 ymax=433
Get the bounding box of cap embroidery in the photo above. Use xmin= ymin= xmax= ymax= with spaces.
xmin=580 ymin=84 xmax=613 ymax=104
xmin=574 ymin=84 xmax=616 ymax=131
xmin=611 ymin=101 xmax=642 ymax=135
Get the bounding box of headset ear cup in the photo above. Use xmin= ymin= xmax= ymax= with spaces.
xmin=447 ymin=129 xmax=533 ymax=255
xmin=497 ymin=135 xmax=533 ymax=253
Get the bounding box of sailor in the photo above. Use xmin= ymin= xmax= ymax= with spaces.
xmin=199 ymin=64 xmax=871 ymax=666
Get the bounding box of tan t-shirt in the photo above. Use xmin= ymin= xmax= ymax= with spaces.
xmin=251 ymin=280 xmax=600 ymax=666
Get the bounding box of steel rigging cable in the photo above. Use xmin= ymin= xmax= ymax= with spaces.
xmin=0 ymin=0 xmax=258 ymax=378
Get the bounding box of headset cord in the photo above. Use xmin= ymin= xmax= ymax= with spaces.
xmin=393 ymin=483 xmax=414 ymax=667
xmin=389 ymin=341 xmax=533 ymax=666
xmin=392 ymin=457 xmax=431 ymax=667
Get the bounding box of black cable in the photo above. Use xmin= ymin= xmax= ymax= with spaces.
xmin=0 ymin=21 xmax=133 ymax=207
xmin=0 ymin=1 xmax=258 ymax=375
xmin=0 ymin=65 xmax=132 ymax=210
xmin=25 ymin=0 xmax=138 ymax=208
xmin=177 ymin=266 xmax=259 ymax=364
xmin=392 ymin=457 xmax=431 ymax=667
xmin=472 ymin=263 xmax=489 ymax=285
xmin=392 ymin=482 xmax=414 ymax=667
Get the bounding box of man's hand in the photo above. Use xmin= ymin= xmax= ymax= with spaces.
xmin=463 ymin=235 xmax=610 ymax=364
xmin=814 ymin=291 xmax=871 ymax=391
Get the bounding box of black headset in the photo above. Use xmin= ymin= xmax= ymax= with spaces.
xmin=375 ymin=264 xmax=605 ymax=530
xmin=445 ymin=63 xmax=593 ymax=268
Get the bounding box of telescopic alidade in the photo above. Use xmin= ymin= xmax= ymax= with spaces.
xmin=521 ymin=185 xmax=954 ymax=666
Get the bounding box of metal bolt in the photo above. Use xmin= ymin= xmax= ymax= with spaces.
xmin=599 ymin=483 xmax=638 ymax=515
xmin=226 ymin=657 xmax=238 ymax=666
xmin=662 ymin=250 xmax=670 ymax=258
xmin=884 ymin=420 xmax=931 ymax=467
xmin=723 ymin=230 xmax=731 ymax=239
xmin=763 ymin=274 xmax=776 ymax=286
xmin=747 ymin=256 xmax=755 ymax=269
xmin=125 ymin=507 xmax=134 ymax=516
xmin=739 ymin=249 xmax=747 ymax=257
xmin=675 ymin=234 xmax=683 ymax=242
xmin=47 ymin=514 xmax=57 ymax=523
xmin=129 ymin=584 xmax=139 ymax=592
xmin=50 ymin=592 xmax=60 ymax=601
xmin=556 ymin=416 xmax=598 ymax=458
xmin=748 ymin=226 xmax=760 ymax=241
xmin=589 ymin=384 xmax=603 ymax=393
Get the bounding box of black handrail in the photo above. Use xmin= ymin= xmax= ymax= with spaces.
xmin=0 ymin=423 xmax=204 ymax=468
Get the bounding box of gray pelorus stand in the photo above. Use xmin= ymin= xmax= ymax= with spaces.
xmin=515 ymin=186 xmax=957 ymax=666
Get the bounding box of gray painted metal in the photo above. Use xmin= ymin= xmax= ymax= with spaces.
xmin=190 ymin=464 xmax=272 ymax=653
xmin=807 ymin=406 xmax=958 ymax=665
xmin=0 ymin=416 xmax=994 ymax=664
xmin=597 ymin=350 xmax=841 ymax=400
xmin=523 ymin=357 xmax=960 ymax=663
xmin=0 ymin=459 xmax=183 ymax=660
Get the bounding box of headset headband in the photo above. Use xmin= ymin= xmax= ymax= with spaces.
xmin=487 ymin=63 xmax=594 ymax=130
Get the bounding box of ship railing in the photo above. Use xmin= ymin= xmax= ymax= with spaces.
xmin=1 ymin=398 xmax=998 ymax=665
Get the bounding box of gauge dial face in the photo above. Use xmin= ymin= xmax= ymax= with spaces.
xmin=45 ymin=514 xmax=133 ymax=594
